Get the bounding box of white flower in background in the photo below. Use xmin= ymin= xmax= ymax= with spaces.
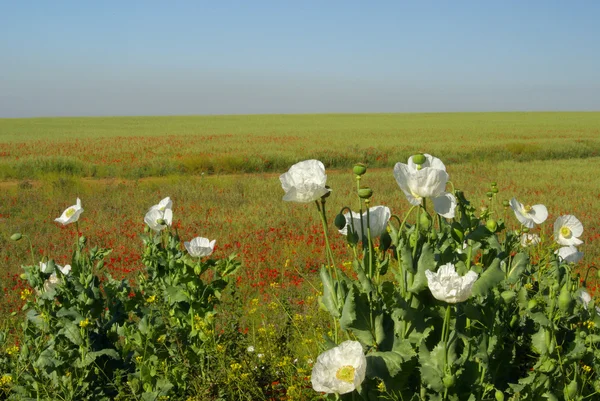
xmin=509 ymin=198 xmax=548 ymax=228
xmin=393 ymin=160 xmax=456 ymax=218
xmin=144 ymin=208 xmax=173 ymax=232
xmin=425 ymin=263 xmax=478 ymax=303
xmin=41 ymin=263 xmax=70 ymax=293
xmin=554 ymin=215 xmax=583 ymax=246
xmin=577 ymin=289 xmax=592 ymax=310
xmin=247 ymin=346 xmax=255 ymax=353
xmin=39 ymin=262 xmax=71 ymax=275
xmin=407 ymin=153 xmax=446 ymax=171
xmin=311 ymin=340 xmax=366 ymax=395
xmin=149 ymin=197 xmax=172 ymax=212
xmin=556 ymin=245 xmax=584 ymax=264
xmin=338 ymin=206 xmax=391 ymax=238
xmin=520 ymin=233 xmax=541 ymax=247
xmin=55 ymin=198 xmax=83 ymax=225
xmin=184 ymin=237 xmax=216 ymax=258
xmin=280 ymin=160 xmax=330 ymax=203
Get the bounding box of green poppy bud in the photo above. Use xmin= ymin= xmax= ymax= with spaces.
xmin=502 ymin=200 xmax=509 ymax=207
xmin=495 ymin=390 xmax=505 ymax=401
xmin=486 ymin=219 xmax=498 ymax=233
xmin=334 ymin=213 xmax=347 ymax=230
xmin=10 ymin=233 xmax=22 ymax=241
xmin=510 ymin=315 xmax=519 ymax=328
xmin=358 ymin=187 xmax=373 ymax=199
xmin=501 ymin=290 xmax=516 ymax=304
xmin=442 ymin=374 xmax=455 ymax=388
xmin=558 ymin=284 xmax=573 ymax=313
xmin=412 ymin=153 xmax=426 ymax=165
xmin=521 ymin=227 xmax=529 ymax=233
xmin=79 ymin=235 xmax=87 ymax=245
xmin=491 ymin=182 xmax=497 ymax=187
xmin=353 ymin=163 xmax=367 ymax=176
xmin=380 ymin=231 xmax=392 ymax=252
xmin=491 ymin=187 xmax=499 ymax=194
xmin=486 ymin=191 xmax=493 ymax=199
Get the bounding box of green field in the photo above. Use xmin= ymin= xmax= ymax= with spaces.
xmin=1 ymin=112 xmax=600 ymax=399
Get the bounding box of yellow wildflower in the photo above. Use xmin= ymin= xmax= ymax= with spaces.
xmin=146 ymin=295 xmax=156 ymax=304
xmin=79 ymin=318 xmax=91 ymax=328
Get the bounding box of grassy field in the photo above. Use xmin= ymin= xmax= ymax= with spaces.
xmin=1 ymin=112 xmax=599 ymax=399
xmin=1 ymin=112 xmax=599 ymax=179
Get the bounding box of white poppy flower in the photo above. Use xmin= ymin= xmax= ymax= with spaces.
xmin=311 ymin=340 xmax=366 ymax=395
xmin=338 ymin=206 xmax=391 ymax=238
xmin=509 ymin=198 xmax=548 ymax=228
xmin=144 ymin=208 xmax=173 ymax=232
xmin=39 ymin=261 xmax=52 ymax=274
xmin=554 ymin=215 xmax=583 ymax=246
xmin=39 ymin=262 xmax=71 ymax=275
xmin=578 ymin=289 xmax=591 ymax=310
xmin=556 ymin=245 xmax=584 ymax=264
xmin=425 ymin=263 xmax=478 ymax=303
xmin=55 ymin=198 xmax=84 ymax=225
xmin=280 ymin=160 xmax=330 ymax=203
xmin=43 ymin=273 xmax=61 ymax=293
xmin=407 ymin=153 xmax=446 ymax=171
xmin=149 ymin=197 xmax=172 ymax=212
xmin=520 ymin=233 xmax=541 ymax=247
xmin=184 ymin=237 xmax=216 ymax=258
xmin=393 ymin=162 xmax=456 ymax=218
xmin=247 ymin=346 xmax=255 ymax=353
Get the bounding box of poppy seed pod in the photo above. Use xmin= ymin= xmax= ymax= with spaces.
xmin=486 ymin=219 xmax=498 ymax=233
xmin=412 ymin=153 xmax=426 ymax=165
xmin=358 ymin=187 xmax=373 ymax=199
xmin=353 ymin=163 xmax=367 ymax=176
xmin=10 ymin=233 xmax=22 ymax=241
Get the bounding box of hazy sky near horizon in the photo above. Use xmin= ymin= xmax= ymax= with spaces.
xmin=1 ymin=1 xmax=599 ymax=117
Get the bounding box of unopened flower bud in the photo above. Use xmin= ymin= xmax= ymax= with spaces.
xmin=486 ymin=191 xmax=493 ymax=199
xmin=412 ymin=153 xmax=426 ymax=165
xmin=491 ymin=187 xmax=499 ymax=194
xmin=495 ymin=390 xmax=505 ymax=401
xmin=491 ymin=182 xmax=497 ymax=187
xmin=79 ymin=235 xmax=87 ymax=245
xmin=10 ymin=233 xmax=23 ymax=241
xmin=442 ymin=374 xmax=455 ymax=388
xmin=502 ymin=200 xmax=509 ymax=207
xmin=486 ymin=219 xmax=498 ymax=233
xmin=521 ymin=227 xmax=529 ymax=233
xmin=334 ymin=213 xmax=347 ymax=230
xmin=353 ymin=163 xmax=367 ymax=176
xmin=419 ymin=212 xmax=432 ymax=230
xmin=358 ymin=187 xmax=373 ymax=199
xmin=380 ymin=232 xmax=392 ymax=252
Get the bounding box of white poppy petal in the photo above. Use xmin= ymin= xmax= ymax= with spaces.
xmin=432 ymin=193 xmax=456 ymax=219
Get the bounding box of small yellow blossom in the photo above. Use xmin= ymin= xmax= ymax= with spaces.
xmin=241 ymin=373 xmax=249 ymax=380
xmin=5 ymin=345 xmax=19 ymax=356
xmin=270 ymin=282 xmax=279 ymax=289
xmin=216 ymin=344 xmax=225 ymax=353
xmin=250 ymin=298 xmax=259 ymax=307
xmin=268 ymin=301 xmax=278 ymax=310
xmin=20 ymin=288 xmax=32 ymax=301
xmin=583 ymin=364 xmax=592 ymax=373
xmin=157 ymin=334 xmax=166 ymax=343
xmin=135 ymin=356 xmax=143 ymax=363
xmin=0 ymin=374 xmax=13 ymax=388
xmin=525 ymin=283 xmax=533 ymax=290
xmin=585 ymin=320 xmax=596 ymax=330
xmin=79 ymin=318 xmax=91 ymax=328
xmin=230 ymin=363 xmax=242 ymax=372
xmin=146 ymin=295 xmax=156 ymax=304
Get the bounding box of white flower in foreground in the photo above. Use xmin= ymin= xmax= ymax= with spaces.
xmin=144 ymin=208 xmax=173 ymax=232
xmin=520 ymin=233 xmax=541 ymax=247
xmin=39 ymin=262 xmax=71 ymax=275
xmin=39 ymin=261 xmax=52 ymax=274
xmin=338 ymin=206 xmax=391 ymax=238
xmin=509 ymin=198 xmax=548 ymax=228
xmin=184 ymin=237 xmax=216 ymax=257
xmin=149 ymin=197 xmax=172 ymax=212
xmin=43 ymin=273 xmax=61 ymax=293
xmin=577 ymin=289 xmax=591 ymax=310
xmin=556 ymin=245 xmax=584 ymax=264
xmin=408 ymin=153 xmax=446 ymax=171
xmin=280 ymin=160 xmax=330 ymax=203
xmin=55 ymin=198 xmax=83 ymax=225
xmin=554 ymin=215 xmax=583 ymax=246
xmin=425 ymin=263 xmax=478 ymax=303
xmin=311 ymin=340 xmax=366 ymax=395
xmin=393 ymin=162 xmax=456 ymax=218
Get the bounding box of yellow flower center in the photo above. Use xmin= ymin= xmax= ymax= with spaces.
xmin=523 ymin=205 xmax=532 ymax=213
xmin=560 ymin=226 xmax=572 ymax=238
xmin=65 ymin=208 xmax=76 ymax=218
xmin=335 ymin=365 xmax=356 ymax=383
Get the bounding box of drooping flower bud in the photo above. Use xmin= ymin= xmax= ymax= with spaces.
xmin=353 ymin=163 xmax=367 ymax=176
xmin=380 ymin=231 xmax=392 ymax=252
xmin=558 ymin=283 xmax=573 ymax=313
xmin=334 ymin=213 xmax=347 ymax=230
xmin=495 ymin=390 xmax=505 ymax=401
xmin=486 ymin=191 xmax=493 ymax=199
xmin=502 ymin=200 xmax=509 ymax=208
xmin=357 ymin=187 xmax=373 ymax=199
xmin=10 ymin=233 xmax=22 ymax=241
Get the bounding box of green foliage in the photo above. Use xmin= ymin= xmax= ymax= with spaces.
xmin=316 ymin=161 xmax=599 ymax=400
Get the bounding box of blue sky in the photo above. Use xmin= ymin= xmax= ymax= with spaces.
xmin=1 ymin=0 xmax=599 ymax=117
